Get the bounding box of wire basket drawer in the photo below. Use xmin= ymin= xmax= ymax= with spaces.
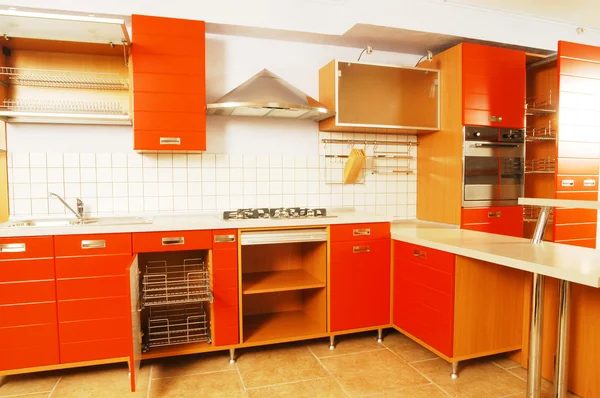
xmin=142 ymin=258 xmax=213 ymax=307
xmin=146 ymin=304 xmax=211 ymax=349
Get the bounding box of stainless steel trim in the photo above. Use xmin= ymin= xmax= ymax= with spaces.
xmin=554 ymin=280 xmax=570 ymax=398
xmin=560 ymin=179 xmax=574 ymax=187
xmin=0 ymin=243 xmax=26 ymax=252
xmin=473 ymin=143 xmax=519 ymax=148
xmin=162 ymin=237 xmax=185 ymax=246
xmin=81 ymin=240 xmax=106 ymax=249
xmin=214 ymin=234 xmax=236 ymax=243
xmin=584 ymin=179 xmax=596 ymax=187
xmin=241 ymin=228 xmax=327 ymax=246
xmin=159 ymin=137 xmax=181 ymax=145
xmin=352 ymin=245 xmax=370 ymax=253
xmin=352 ymin=228 xmax=371 ymax=236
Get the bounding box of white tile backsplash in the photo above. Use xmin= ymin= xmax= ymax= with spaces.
xmin=8 ymin=134 xmax=416 ymax=218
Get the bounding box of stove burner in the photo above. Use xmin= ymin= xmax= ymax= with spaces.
xmin=223 ymin=208 xmax=328 ymax=220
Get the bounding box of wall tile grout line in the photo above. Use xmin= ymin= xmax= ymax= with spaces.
xmin=243 ymin=376 xmax=331 ymax=392
xmin=47 ymin=375 xmax=62 ymax=397
xmin=0 ymin=390 xmax=55 ymax=398
xmin=150 ymin=368 xmax=237 ymax=381
xmin=359 ymin=382 xmax=435 ymax=397
xmin=233 ymin=361 xmax=249 ymax=398
xmin=312 ymin=347 xmax=388 ymax=359
xmin=146 ymin=364 xmax=153 ymax=398
xmin=306 ymin=345 xmax=351 ymax=397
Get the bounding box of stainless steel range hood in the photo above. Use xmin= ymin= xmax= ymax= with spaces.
xmin=206 ymin=69 xmax=335 ymax=121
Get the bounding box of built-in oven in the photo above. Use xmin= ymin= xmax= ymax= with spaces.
xmin=463 ymin=126 xmax=525 ymax=207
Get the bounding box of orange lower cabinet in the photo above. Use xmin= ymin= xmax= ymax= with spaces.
xmin=60 ymin=338 xmax=131 ymax=363
xmin=461 ymin=206 xmax=523 ymax=237
xmin=212 ymin=245 xmax=239 ymax=346
xmin=0 ymin=344 xmax=60 ymax=371
xmin=330 ymin=238 xmax=390 ymax=332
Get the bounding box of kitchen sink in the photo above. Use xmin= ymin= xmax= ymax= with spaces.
xmin=2 ymin=216 xmax=154 ymax=228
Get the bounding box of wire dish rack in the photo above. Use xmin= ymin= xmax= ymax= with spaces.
xmin=0 ymin=67 xmax=129 ymax=90
xmin=142 ymin=259 xmax=213 ymax=307
xmin=0 ymin=98 xmax=127 ymax=115
xmin=146 ymin=303 xmax=211 ymax=350
xmin=525 ymin=126 xmax=557 ymax=141
xmin=526 ymin=92 xmax=557 ymax=115
xmin=523 ymin=205 xmax=554 ymax=224
xmin=525 ymin=158 xmax=556 ymax=174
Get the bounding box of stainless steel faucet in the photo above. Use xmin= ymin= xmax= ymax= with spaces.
xmin=48 ymin=192 xmax=84 ymax=222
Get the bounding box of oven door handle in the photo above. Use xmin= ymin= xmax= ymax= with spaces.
xmin=472 ymin=143 xmax=520 ymax=148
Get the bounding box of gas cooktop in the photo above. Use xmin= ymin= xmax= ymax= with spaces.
xmin=223 ymin=208 xmax=335 ymax=220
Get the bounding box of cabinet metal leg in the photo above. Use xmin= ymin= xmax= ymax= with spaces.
xmin=527 ymin=273 xmax=545 ymax=398
xmin=229 ymin=348 xmax=236 ymax=364
xmin=377 ymin=328 xmax=383 ymax=343
xmin=554 ymin=280 xmax=570 ymax=398
xmin=329 ymin=335 xmax=335 ymax=350
xmin=450 ymin=361 xmax=459 ymax=379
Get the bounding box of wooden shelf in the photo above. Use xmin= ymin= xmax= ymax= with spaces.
xmin=242 ymin=269 xmax=325 ymax=295
xmin=243 ymin=311 xmax=325 ymax=344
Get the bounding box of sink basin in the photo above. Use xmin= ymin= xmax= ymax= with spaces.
xmin=2 ymin=216 xmax=153 ymax=228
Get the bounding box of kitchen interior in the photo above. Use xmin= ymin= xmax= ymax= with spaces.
xmin=1 ymin=1 xmax=600 ymax=397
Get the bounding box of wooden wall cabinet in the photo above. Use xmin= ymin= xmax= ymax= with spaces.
xmin=319 ymin=60 xmax=440 ymax=133
xmin=330 ymin=223 xmax=391 ymax=332
xmin=131 ymin=15 xmax=206 ymax=151
xmin=393 ymin=241 xmax=525 ymax=361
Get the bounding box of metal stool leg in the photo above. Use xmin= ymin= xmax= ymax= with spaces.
xmin=329 ymin=335 xmax=335 ymax=350
xmin=450 ymin=361 xmax=459 ymax=379
xmin=554 ymin=280 xmax=570 ymax=398
xmin=377 ymin=328 xmax=383 ymax=343
xmin=229 ymin=348 xmax=236 ymax=364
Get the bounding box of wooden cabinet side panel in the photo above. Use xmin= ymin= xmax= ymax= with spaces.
xmin=417 ymin=44 xmax=463 ymax=225
xmin=453 ymin=256 xmax=525 ymax=358
xmin=0 ymin=149 xmax=8 ymax=223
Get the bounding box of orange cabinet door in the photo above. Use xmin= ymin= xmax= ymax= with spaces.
xmin=461 ymin=206 xmax=523 ymax=237
xmin=330 ymin=239 xmax=390 ymax=332
xmin=462 ymin=43 xmax=525 ymax=128
xmin=212 ymin=230 xmax=239 ymax=346
xmin=132 ymin=230 xmax=212 ymax=253
xmin=131 ymin=14 xmax=206 ymax=152
xmin=330 ymin=222 xmax=390 ymax=242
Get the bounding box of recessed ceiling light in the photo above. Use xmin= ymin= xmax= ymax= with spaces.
xmin=8 ymin=7 xmax=16 ymax=10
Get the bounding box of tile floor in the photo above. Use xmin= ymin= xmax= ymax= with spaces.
xmin=0 ymin=330 xmax=581 ymax=398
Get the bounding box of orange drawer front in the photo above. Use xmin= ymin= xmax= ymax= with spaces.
xmin=554 ymin=223 xmax=597 ymax=241
xmin=556 ymin=176 xmax=599 ymax=192
xmin=133 ymin=73 xmax=205 ymax=94
xmin=59 ymin=317 xmax=129 ymax=343
xmin=213 ymin=268 xmax=238 ymax=290
xmin=134 ymin=92 xmax=205 ymax=113
xmin=212 ymin=248 xmax=237 ymax=272
xmin=60 ymin=337 xmax=130 ymax=364
xmin=555 ymin=191 xmax=599 ymax=201
xmin=56 ymin=276 xmax=127 ymax=300
xmin=0 ymin=344 xmax=60 ymax=371
xmin=554 ymin=208 xmax=598 ymax=224
xmin=133 ymin=230 xmax=212 ymax=253
xmin=56 ymin=255 xmax=131 ymax=279
xmin=213 ymin=230 xmax=238 ymax=250
xmin=557 ymin=158 xmax=600 ymax=176
xmin=0 ymin=323 xmax=58 ymax=349
xmin=396 ymin=242 xmax=455 ymax=274
xmin=555 ymin=239 xmax=596 ymax=249
xmin=213 ymin=287 xmax=238 ymax=309
xmin=55 ymin=233 xmax=132 ymax=257
xmin=0 ymin=280 xmax=56 ymax=305
xmin=0 ymin=258 xmax=55 ymax=283
xmin=330 ymin=223 xmax=390 ymax=242
xmin=213 ymin=324 xmax=239 ymax=347
xmin=461 ymin=206 xmax=522 ymax=224
xmin=132 ymin=52 xmax=204 ymax=75
xmin=133 ymin=130 xmax=206 ymax=152
xmin=0 ymin=302 xmax=57 ymax=327
xmin=58 ymin=297 xmax=129 ymax=322
xmin=133 ymin=111 xmax=206 ymax=131
xmin=0 ymin=236 xmax=54 ymax=260
xmin=402 ymin=260 xmax=454 ymax=295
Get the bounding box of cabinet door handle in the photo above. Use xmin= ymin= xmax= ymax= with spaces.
xmin=0 ymin=243 xmax=26 ymax=253
xmin=352 ymin=228 xmax=371 ymax=236
xmin=214 ymin=234 xmax=236 ymax=243
xmin=489 ymin=115 xmax=503 ymax=122
xmin=561 ymin=179 xmax=575 ymax=187
xmin=413 ymin=249 xmax=426 ymax=259
xmin=584 ymin=179 xmax=596 ymax=187
xmin=81 ymin=240 xmax=106 ymax=249
xmin=353 ymin=245 xmax=370 ymax=253
xmin=162 ymin=237 xmax=185 ymax=246
xmin=159 ymin=137 xmax=181 ymax=145
xmin=488 ymin=211 xmax=502 ymax=218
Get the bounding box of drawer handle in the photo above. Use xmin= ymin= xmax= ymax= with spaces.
xmin=489 ymin=115 xmax=503 ymax=122
xmin=0 ymin=243 xmax=26 ymax=253
xmin=162 ymin=237 xmax=185 ymax=246
xmin=352 ymin=228 xmax=371 ymax=236
xmin=353 ymin=245 xmax=370 ymax=253
xmin=159 ymin=137 xmax=181 ymax=145
xmin=561 ymin=179 xmax=575 ymax=187
xmin=214 ymin=234 xmax=236 ymax=243
xmin=81 ymin=240 xmax=106 ymax=249
xmin=413 ymin=249 xmax=426 ymax=259
xmin=584 ymin=179 xmax=596 ymax=187
xmin=488 ymin=211 xmax=502 ymax=218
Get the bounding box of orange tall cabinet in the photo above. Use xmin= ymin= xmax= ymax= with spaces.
xmin=131 ymin=15 xmax=206 ymax=151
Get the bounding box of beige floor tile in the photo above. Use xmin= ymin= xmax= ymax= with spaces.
xmin=246 ymin=377 xmax=346 ymax=398
xmin=381 ymin=331 xmax=439 ymax=363
xmin=490 ymin=354 xmax=522 ymax=369
xmin=150 ymin=370 xmax=244 ymax=398
xmin=371 ymin=383 xmax=449 ymax=397
xmin=150 ymin=351 xmax=234 ymax=379
xmin=309 ymin=332 xmax=383 ymax=358
xmin=411 ymin=358 xmax=525 ymax=398
xmin=506 ymin=367 xmax=580 ymax=398
xmin=51 ymin=363 xmax=150 ymax=397
xmin=321 ymin=349 xmax=427 ymax=397
xmin=236 ymin=345 xmax=328 ymax=388
xmin=0 ymin=371 xmax=59 ymax=397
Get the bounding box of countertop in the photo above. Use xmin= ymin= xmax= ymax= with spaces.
xmin=391 ymin=220 xmax=600 ymax=288
xmin=0 ymin=210 xmax=392 ymax=238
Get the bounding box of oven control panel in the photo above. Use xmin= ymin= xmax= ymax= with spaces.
xmin=464 ymin=126 xmax=524 ymax=143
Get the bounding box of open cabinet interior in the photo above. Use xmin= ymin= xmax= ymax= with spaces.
xmin=240 ymin=241 xmax=327 ymax=344
xmin=138 ymin=249 xmax=213 ymax=358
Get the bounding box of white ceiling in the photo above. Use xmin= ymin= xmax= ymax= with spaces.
xmin=449 ymin=0 xmax=600 ymax=30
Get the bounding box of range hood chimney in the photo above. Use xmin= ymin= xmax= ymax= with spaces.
xmin=206 ymin=69 xmax=335 ymax=122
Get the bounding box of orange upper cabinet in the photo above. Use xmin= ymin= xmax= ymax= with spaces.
xmin=131 ymin=15 xmax=206 ymax=151
xmin=462 ymin=43 xmax=526 ymax=129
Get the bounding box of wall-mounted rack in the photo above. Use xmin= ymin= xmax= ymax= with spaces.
xmin=526 ymin=126 xmax=557 ymax=141
xmin=525 ymin=158 xmax=556 ymax=174
xmin=0 ymin=67 xmax=129 ymax=90
xmin=526 ymin=91 xmax=557 ymax=115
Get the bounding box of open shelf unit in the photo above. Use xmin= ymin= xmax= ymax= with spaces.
xmin=240 ymin=236 xmax=327 ymax=344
